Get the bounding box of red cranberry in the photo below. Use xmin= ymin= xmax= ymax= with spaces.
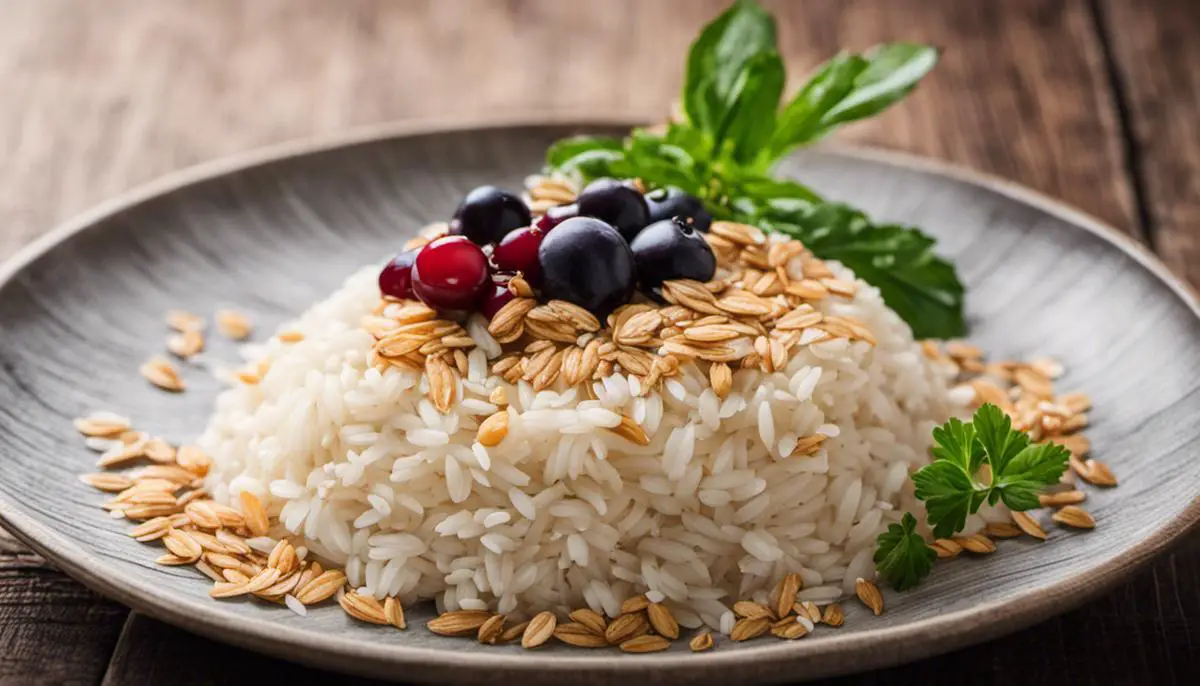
xmin=534 ymin=203 xmax=579 ymax=233
xmin=379 ymin=249 xmax=419 ymax=299
xmin=492 ymin=226 xmax=544 ymax=284
xmin=480 ymin=283 xmax=516 ymax=320
xmin=411 ymin=236 xmax=491 ymax=311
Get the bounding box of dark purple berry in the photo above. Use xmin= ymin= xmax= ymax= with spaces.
xmin=646 ymin=187 xmax=712 ymax=232
xmin=411 ymin=236 xmax=491 ymax=311
xmin=450 ymin=186 xmax=531 ymax=246
xmin=629 ymin=218 xmax=717 ymax=298
xmin=538 ymin=217 xmax=635 ymax=318
xmin=575 ymin=179 xmax=649 ymax=242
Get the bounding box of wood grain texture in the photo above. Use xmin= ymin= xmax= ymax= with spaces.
xmin=0 ymin=0 xmax=1194 ymax=683
xmin=0 ymin=551 xmax=127 ymax=685
xmin=1097 ymin=0 xmax=1200 ymax=281
xmin=0 ymin=0 xmax=1135 ymax=266
xmin=1 ymin=130 xmax=1198 ymax=684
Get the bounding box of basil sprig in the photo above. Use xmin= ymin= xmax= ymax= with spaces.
xmin=544 ymin=0 xmax=964 ymax=339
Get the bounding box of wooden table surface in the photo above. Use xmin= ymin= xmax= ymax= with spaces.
xmin=1 ymin=1 xmax=1197 ymax=684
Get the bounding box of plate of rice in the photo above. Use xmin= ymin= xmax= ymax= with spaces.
xmin=1 ymin=3 xmax=1198 ymax=684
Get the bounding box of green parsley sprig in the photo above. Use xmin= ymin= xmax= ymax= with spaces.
xmin=543 ymin=0 xmax=964 ymax=339
xmin=874 ymin=404 xmax=1071 ymax=590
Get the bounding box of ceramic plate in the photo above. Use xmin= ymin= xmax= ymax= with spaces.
xmin=1 ymin=121 xmax=1197 ymax=684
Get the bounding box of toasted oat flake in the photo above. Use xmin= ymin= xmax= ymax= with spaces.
xmin=1039 ymin=490 xmax=1087 ymax=507
xmin=499 ymin=620 xmax=531 ymax=644
xmin=1011 ymin=510 xmax=1048 ymax=540
xmin=166 ymin=310 xmax=205 ymax=333
xmin=568 ymin=608 xmax=607 ymax=635
xmin=553 ymin=623 xmax=609 ymax=648
xmin=140 ymin=357 xmax=185 ymax=392
xmin=605 ymin=612 xmax=650 ymax=645
xmin=620 ymin=634 xmax=671 ymax=653
xmin=855 ymin=578 xmax=883 ymax=616
xmin=1052 ymin=505 xmax=1096 ymax=529
xmin=774 ymin=573 xmax=802 ymax=618
xmin=74 ymin=412 xmax=132 ymax=438
xmin=427 ymin=610 xmax=492 ymax=637
xmin=689 ymin=631 xmax=714 ymax=652
xmin=647 ymin=602 xmax=680 ymax=640
xmin=522 ymin=611 xmax=557 ymax=648
xmin=955 ymin=533 xmax=997 ymax=554
xmin=822 ymin=603 xmax=845 ymax=627
xmin=167 ymin=329 xmax=205 ymax=359
xmin=1081 ymin=459 xmax=1118 ymax=487
xmin=477 ymin=613 xmax=504 ymax=644
xmin=216 ymin=309 xmax=253 ymax=340
xmin=730 ymin=616 xmax=770 ymax=641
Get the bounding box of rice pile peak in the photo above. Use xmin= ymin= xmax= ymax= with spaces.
xmin=199 ymin=223 xmax=960 ymax=625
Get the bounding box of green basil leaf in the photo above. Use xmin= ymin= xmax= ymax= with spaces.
xmin=729 ymin=172 xmax=823 ymax=207
xmin=557 ymin=149 xmax=628 ymax=179
xmin=712 ymin=50 xmax=785 ymax=164
xmin=760 ymin=203 xmax=966 ymax=339
xmin=766 ymin=53 xmax=868 ymax=160
xmin=546 ymin=135 xmax=624 ymax=169
xmin=819 ymin=43 xmax=938 ymax=127
xmin=683 ymin=0 xmax=777 ymax=133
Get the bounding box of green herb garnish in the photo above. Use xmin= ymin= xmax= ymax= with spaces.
xmin=543 ymin=0 xmax=963 ymax=339
xmin=875 ymin=404 xmax=1071 ymax=590
xmin=874 ymin=513 xmax=935 ymax=591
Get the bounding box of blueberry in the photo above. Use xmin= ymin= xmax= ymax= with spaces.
xmin=645 ymin=187 xmax=711 ymax=232
xmin=538 ymin=217 xmax=636 ymax=318
xmin=450 ymin=186 xmax=531 ymax=245
xmin=575 ymin=179 xmax=650 ymax=242
xmin=629 ymin=218 xmax=717 ymax=298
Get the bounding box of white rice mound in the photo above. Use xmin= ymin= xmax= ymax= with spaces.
xmin=201 ymin=245 xmax=965 ymax=630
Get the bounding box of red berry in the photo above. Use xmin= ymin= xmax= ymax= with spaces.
xmin=534 ymin=203 xmax=578 ymax=233
xmin=492 ymin=226 xmax=544 ymax=284
xmin=411 ymin=236 xmax=491 ymax=311
xmin=480 ymin=282 xmax=516 ymax=320
xmin=379 ymin=250 xmax=418 ymax=299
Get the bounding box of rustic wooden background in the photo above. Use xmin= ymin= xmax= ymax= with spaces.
xmin=1 ymin=0 xmax=1197 ymax=683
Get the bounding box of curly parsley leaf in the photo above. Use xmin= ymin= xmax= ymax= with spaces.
xmin=874 ymin=513 xmax=936 ymax=591
xmin=972 ymin=403 xmax=1030 ymax=477
xmin=911 ymin=460 xmax=986 ymax=539
xmin=880 ymin=403 xmax=1073 ymax=587
xmin=930 ymin=416 xmax=983 ymax=473
xmin=992 ymin=442 xmax=1070 ymax=511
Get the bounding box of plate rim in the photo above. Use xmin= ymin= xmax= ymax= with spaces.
xmin=1 ymin=115 xmax=1198 ymax=682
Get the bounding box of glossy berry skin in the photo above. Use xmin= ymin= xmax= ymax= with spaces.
xmin=538 ymin=217 xmax=636 ymax=318
xmin=575 ymin=179 xmax=649 ymax=242
xmin=480 ymin=282 xmax=516 ymax=320
xmin=629 ymin=218 xmax=717 ymax=298
xmin=378 ymin=249 xmax=419 ymax=299
xmin=645 ymin=187 xmax=712 ymax=232
xmin=534 ymin=203 xmax=579 ymax=233
xmin=450 ymin=186 xmax=531 ymax=246
xmin=492 ymin=226 xmax=544 ymax=284
xmin=411 ymin=236 xmax=491 ymax=311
